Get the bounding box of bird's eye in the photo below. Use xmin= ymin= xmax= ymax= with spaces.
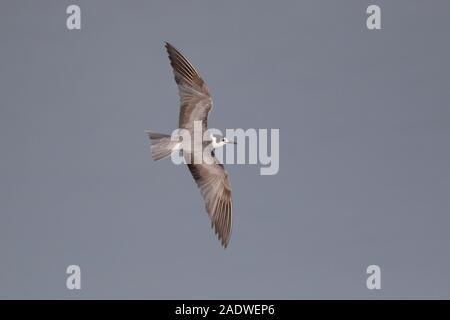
xmin=222 ymin=138 xmax=225 ymax=142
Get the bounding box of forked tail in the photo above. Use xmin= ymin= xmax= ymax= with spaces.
xmin=146 ymin=131 xmax=180 ymax=161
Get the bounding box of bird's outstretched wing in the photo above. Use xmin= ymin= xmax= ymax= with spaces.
xmin=165 ymin=42 xmax=213 ymax=133
xmin=187 ymin=162 xmax=232 ymax=248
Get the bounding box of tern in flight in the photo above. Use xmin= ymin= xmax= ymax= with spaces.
xmin=147 ymin=42 xmax=236 ymax=248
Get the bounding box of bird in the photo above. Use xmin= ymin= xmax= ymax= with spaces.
xmin=147 ymin=42 xmax=236 ymax=248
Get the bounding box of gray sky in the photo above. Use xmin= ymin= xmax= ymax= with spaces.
xmin=0 ymin=0 xmax=449 ymax=299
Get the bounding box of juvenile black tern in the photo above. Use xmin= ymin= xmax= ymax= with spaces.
xmin=147 ymin=43 xmax=236 ymax=248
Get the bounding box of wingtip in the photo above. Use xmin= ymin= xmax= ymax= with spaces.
xmin=164 ymin=41 xmax=173 ymax=50
xmin=220 ymin=234 xmax=230 ymax=249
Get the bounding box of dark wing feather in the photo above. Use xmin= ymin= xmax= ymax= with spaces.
xmin=187 ymin=162 xmax=233 ymax=248
xmin=165 ymin=42 xmax=212 ymax=133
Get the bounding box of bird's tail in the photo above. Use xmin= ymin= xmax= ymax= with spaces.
xmin=146 ymin=131 xmax=180 ymax=161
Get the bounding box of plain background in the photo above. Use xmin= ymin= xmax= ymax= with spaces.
xmin=0 ymin=0 xmax=449 ymax=299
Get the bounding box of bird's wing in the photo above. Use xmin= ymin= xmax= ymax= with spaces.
xmin=187 ymin=162 xmax=232 ymax=248
xmin=165 ymin=42 xmax=213 ymax=133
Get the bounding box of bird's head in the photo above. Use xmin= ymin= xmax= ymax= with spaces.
xmin=210 ymin=134 xmax=237 ymax=149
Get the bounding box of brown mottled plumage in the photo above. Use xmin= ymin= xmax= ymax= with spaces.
xmin=164 ymin=42 xmax=233 ymax=248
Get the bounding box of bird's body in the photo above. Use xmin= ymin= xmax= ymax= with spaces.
xmin=147 ymin=43 xmax=235 ymax=248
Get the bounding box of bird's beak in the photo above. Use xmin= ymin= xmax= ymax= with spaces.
xmin=227 ymin=140 xmax=237 ymax=145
